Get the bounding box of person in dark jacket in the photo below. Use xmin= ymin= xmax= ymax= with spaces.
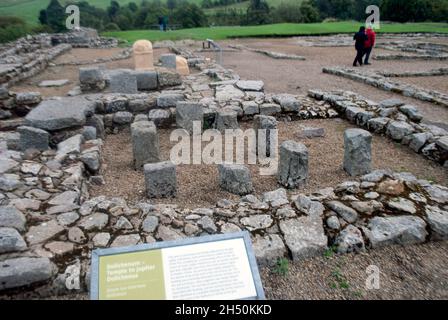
xmin=353 ymin=26 xmax=367 ymax=67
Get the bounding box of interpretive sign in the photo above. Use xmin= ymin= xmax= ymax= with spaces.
xmin=90 ymin=231 xmax=265 ymax=300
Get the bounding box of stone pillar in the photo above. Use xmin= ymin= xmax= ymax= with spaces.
xmin=144 ymin=161 xmax=176 ymax=198
xmin=131 ymin=121 xmax=160 ymax=170
xmin=278 ymin=140 xmax=308 ymax=189
xmin=133 ymin=40 xmax=154 ymax=71
xmin=215 ymin=110 xmax=239 ymax=132
xmin=176 ymin=102 xmax=203 ymax=134
xmin=159 ymin=54 xmax=177 ymax=69
xmin=254 ymin=115 xmax=277 ymax=157
xmin=218 ymin=164 xmax=254 ymax=195
xmin=17 ymin=126 xmax=49 ymax=151
xmin=176 ymin=56 xmax=190 ymax=76
xmin=343 ymin=128 xmax=372 ymax=176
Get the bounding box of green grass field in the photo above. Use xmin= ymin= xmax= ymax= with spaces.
xmin=103 ymin=22 xmax=448 ymax=43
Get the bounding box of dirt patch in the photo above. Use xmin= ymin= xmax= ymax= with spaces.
xmin=90 ymin=118 xmax=448 ymax=208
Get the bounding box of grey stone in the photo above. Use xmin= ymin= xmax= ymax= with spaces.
xmin=298 ymin=127 xmax=325 ymax=138
xmin=425 ymin=205 xmax=448 ymax=240
xmin=68 ymin=227 xmax=86 ymax=244
xmin=240 ymin=215 xmax=273 ymax=231
xmin=107 ymin=69 xmax=138 ymax=93
xmin=25 ymin=220 xmax=64 ymax=245
xmin=242 ymin=101 xmax=259 ymax=116
xmin=367 ymin=117 xmax=389 ymax=133
xmin=44 ymin=241 xmax=74 ymax=256
xmin=399 ymin=105 xmax=423 ymax=122
xmin=131 ymin=121 xmax=160 ymax=169
xmin=366 ymin=216 xmax=427 ymax=248
xmin=144 ymin=161 xmax=176 ymax=198
xmin=198 ymin=216 xmax=217 ymax=233
xmin=79 ymin=67 xmax=105 ymax=91
xmin=344 ymin=128 xmax=372 ymax=176
xmin=345 ymin=106 xmax=364 ymax=122
xmin=326 ymin=216 xmax=340 ymax=230
xmin=79 ymin=212 xmax=109 ymax=231
xmin=423 ymin=184 xmax=448 ymax=205
xmin=294 ymin=195 xmax=324 ymax=217
xmin=387 ymin=197 xmax=416 ymax=214
xmin=409 ymin=132 xmax=431 ymax=152
xmin=134 ymin=114 xmax=148 ymax=122
xmin=115 ymin=216 xmax=133 ymax=230
xmin=80 ymin=152 xmax=101 ymax=172
xmin=56 ymin=134 xmax=83 ymax=159
xmin=215 ymin=110 xmax=239 ymax=131
xmin=236 ymin=80 xmax=264 ymax=92
xmin=279 ymin=217 xmax=327 ymax=260
xmin=220 ymin=223 xmax=242 ymax=234
xmin=141 ymin=215 xmax=159 ymax=233
xmin=25 ymin=97 xmax=95 ymax=131
xmin=56 ymin=211 xmax=79 ymax=226
xmin=159 ymin=54 xmax=177 ymax=69
xmin=334 ymin=225 xmax=365 ymax=253
xmin=252 ymin=234 xmax=287 ymax=266
xmin=156 ymin=225 xmax=183 ymax=241
xmin=272 ymin=94 xmax=301 ymax=112
xmin=379 ymin=99 xmax=404 ymax=108
xmin=113 ymin=111 xmax=133 ymax=124
xmin=254 ymin=115 xmax=277 ymax=157
xmin=39 ymin=79 xmax=69 ymax=87
xmin=111 ymin=234 xmax=141 ymax=248
xmin=157 ymin=92 xmax=184 ymax=108
xmin=92 ymin=232 xmax=110 ymax=247
xmin=157 ymin=69 xmax=182 ymax=87
xmin=0 ymin=158 xmax=18 ymax=174
xmin=215 ymin=85 xmax=245 ymax=101
xmin=104 ymin=97 xmax=127 ymax=113
xmin=48 ymin=191 xmax=79 ymax=206
xmin=386 ymin=121 xmax=415 ymax=141
xmin=0 ymin=227 xmax=27 ymax=254
xmin=259 ymin=103 xmax=281 ymax=116
xmin=176 ymin=101 xmax=203 ymax=133
xmin=85 ymin=115 xmax=105 ymax=139
xmin=218 ymin=163 xmax=253 ymax=195
xmin=15 ymin=92 xmax=41 ymax=105
xmin=0 ymin=257 xmax=56 ymax=290
xmin=278 ymin=140 xmax=308 ymax=188
xmin=0 ymin=174 xmax=22 ymax=191
xmin=135 ymin=70 xmax=158 ymax=90
xmin=148 ymin=109 xmax=171 ymax=128
xmin=17 ymin=126 xmax=49 ymax=151
xmin=327 ymin=201 xmax=358 ymax=223
xmin=82 ymin=126 xmax=97 ymax=141
xmin=0 ymin=206 xmax=26 ymax=231
xmin=262 ymin=188 xmax=288 ymax=207
xmin=351 ymin=200 xmax=383 ymax=215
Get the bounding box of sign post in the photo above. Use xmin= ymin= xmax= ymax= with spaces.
xmin=90 ymin=231 xmax=265 ymax=300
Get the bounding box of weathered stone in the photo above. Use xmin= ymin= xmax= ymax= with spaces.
xmin=176 ymin=101 xmax=203 ymax=133
xmin=242 ymin=101 xmax=259 ymax=116
xmin=49 ymin=191 xmax=79 ymax=206
xmin=0 ymin=227 xmax=27 ymax=254
xmin=25 ymin=97 xmax=95 ymax=131
xmin=423 ymin=184 xmax=448 ymax=204
xmin=367 ymin=117 xmax=389 ymax=133
xmin=115 ymin=216 xmax=133 ymax=230
xmin=294 ymin=195 xmax=324 ymax=217
xmin=144 ymin=161 xmax=176 ymax=198
xmin=113 ymin=111 xmax=133 ymax=124
xmin=198 ymin=216 xmax=217 ymax=233
xmin=44 ymin=241 xmax=74 ymax=256
xmin=252 ymin=234 xmax=286 ymax=266
xmin=176 ymin=56 xmax=190 ymax=75
xmin=131 ymin=121 xmax=160 ymax=169
xmin=279 ymin=217 xmax=327 ymax=260
xmin=104 ymin=97 xmax=127 ymax=113
xmin=157 ymin=92 xmax=184 ymax=108
xmin=156 ymin=225 xmax=183 ymax=241
xmin=409 ymin=132 xmax=431 ymax=152
xmin=0 ymin=174 xmax=22 ymax=191
xmin=387 ymin=198 xmax=416 ymax=214
xmin=278 ymin=140 xmax=308 ymax=188
xmin=425 ymin=205 xmax=448 ymax=240
xmin=0 ymin=206 xmax=26 ymax=231
xmin=220 ymin=223 xmax=242 ymax=234
xmin=254 ymin=115 xmax=277 ymax=157
xmin=236 ymin=80 xmax=264 ymax=92
xmin=262 ymin=188 xmax=288 ymax=207
xmin=17 ymin=126 xmax=49 ymax=151
xmin=0 ymin=257 xmax=55 ymax=290
xmin=326 ymin=216 xmax=340 ymax=230
xmin=135 ymin=70 xmax=158 ymax=90
xmin=386 ymin=121 xmax=415 ymax=141
xmin=107 ymin=69 xmax=138 ymax=93
xmin=259 ymin=103 xmax=281 ymax=116
xmin=148 ymin=109 xmax=171 ymax=128
xmin=366 ymin=216 xmax=427 ymax=248
xmin=351 ymin=200 xmax=383 ymax=215
xmin=327 ymin=201 xmax=358 ymax=223
xmin=26 ymin=220 xmax=64 ymax=245
xmin=111 ymin=234 xmax=141 ymax=248
xmin=399 ymin=105 xmax=423 ymax=122
xmin=298 ymin=127 xmax=325 ymax=138
xmin=80 ymin=152 xmax=101 ymax=172
xmin=343 ymin=128 xmax=372 ymax=176
xmin=141 ymin=215 xmax=159 ymax=233
xmin=377 ymin=179 xmax=405 ymax=196
xmin=15 ymin=92 xmax=41 ymax=105
xmin=334 ymin=225 xmax=365 ymax=253
xmin=218 ymin=163 xmax=253 ymax=195
xmin=379 ymin=99 xmax=404 ymax=109
xmin=272 ymin=94 xmax=301 ymax=112
xmin=82 ymin=126 xmax=97 ymax=140
xmin=0 ymin=158 xmax=18 ymax=174
xmin=93 ymin=232 xmax=111 ymax=247
xmin=39 ymin=79 xmax=69 ymax=87
xmin=56 ymin=211 xmax=79 ymax=226
xmin=159 ymin=54 xmax=177 ymax=69
xmin=241 ymin=215 xmax=273 ymax=231
xmin=79 ymin=212 xmax=108 ymax=231
xmin=214 ymin=110 xmax=239 ymax=131
xmin=215 ymin=85 xmax=244 ymax=101
xmin=157 ymin=69 xmax=182 ymax=87
xmin=79 ymin=67 xmax=105 ymax=92
xmin=8 ymin=198 xmax=41 ymax=211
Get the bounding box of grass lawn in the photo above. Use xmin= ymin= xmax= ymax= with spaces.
xmin=103 ymin=22 xmax=448 ymax=43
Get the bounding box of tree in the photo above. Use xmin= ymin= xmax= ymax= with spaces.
xmin=246 ymin=0 xmax=270 ymax=25
xmin=107 ymin=1 xmax=121 ymax=19
xmin=45 ymin=0 xmax=65 ymax=32
xmin=167 ymin=0 xmax=178 ymax=11
xmin=38 ymin=9 xmax=48 ymax=25
xmin=172 ymin=3 xmax=207 ymax=28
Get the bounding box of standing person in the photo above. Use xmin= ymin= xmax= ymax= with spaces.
xmin=158 ymin=16 xmax=163 ymax=31
xmin=162 ymin=16 xmax=167 ymax=32
xmin=364 ymin=26 xmax=376 ymax=65
xmin=353 ymin=26 xmax=367 ymax=67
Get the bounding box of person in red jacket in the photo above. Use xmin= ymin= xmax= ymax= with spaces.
xmin=364 ymin=26 xmax=376 ymax=65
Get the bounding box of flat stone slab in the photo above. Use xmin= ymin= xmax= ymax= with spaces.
xmin=0 ymin=257 xmax=55 ymax=290
xmin=38 ymin=79 xmax=70 ymax=87
xmin=25 ymin=97 xmax=95 ymax=131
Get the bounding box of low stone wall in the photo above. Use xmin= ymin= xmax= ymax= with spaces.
xmin=323 ymin=67 xmax=448 ymax=107
xmin=380 ymin=67 xmax=448 ymax=77
xmin=0 ymin=88 xmax=42 ymax=125
xmin=50 ymin=28 xmax=118 ymax=48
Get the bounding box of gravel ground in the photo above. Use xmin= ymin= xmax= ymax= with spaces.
xmin=211 ymin=37 xmax=448 ymax=127
xmin=90 ymin=118 xmax=447 ymax=208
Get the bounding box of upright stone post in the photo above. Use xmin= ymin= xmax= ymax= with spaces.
xmin=131 ymin=121 xmax=160 ymax=170
xmin=278 ymin=140 xmax=308 ymax=188
xmin=133 ymin=40 xmax=154 ymax=71
xmin=176 ymin=56 xmax=190 ymax=76
xmin=176 ymin=102 xmax=203 ymax=134
xmin=343 ymin=129 xmax=372 ymax=176
xmin=144 ymin=161 xmax=177 ymax=198
xmin=254 ymin=115 xmax=277 ymax=157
